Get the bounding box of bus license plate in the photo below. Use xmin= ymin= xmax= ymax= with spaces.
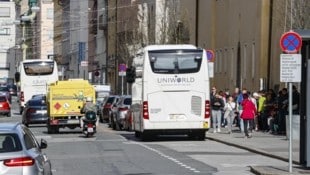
xmin=169 ymin=114 xmax=185 ymax=120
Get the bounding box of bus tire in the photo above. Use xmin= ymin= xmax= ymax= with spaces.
xmin=134 ymin=131 xmax=140 ymax=137
xmin=141 ymin=131 xmax=153 ymax=141
xmin=197 ymin=130 xmax=206 ymax=140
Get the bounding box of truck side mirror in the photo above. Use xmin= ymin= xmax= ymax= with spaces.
xmin=126 ymin=67 xmax=136 ymax=84
xmin=15 ymin=72 xmax=20 ymax=82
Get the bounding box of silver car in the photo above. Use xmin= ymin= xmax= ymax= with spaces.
xmin=0 ymin=123 xmax=52 ymax=175
xmin=111 ymin=95 xmax=132 ymax=130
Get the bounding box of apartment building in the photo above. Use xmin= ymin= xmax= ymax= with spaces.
xmin=0 ymin=0 xmax=18 ymax=79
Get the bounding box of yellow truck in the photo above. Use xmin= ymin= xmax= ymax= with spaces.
xmin=46 ymin=79 xmax=95 ymax=133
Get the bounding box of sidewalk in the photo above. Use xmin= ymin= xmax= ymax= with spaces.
xmin=205 ymin=127 xmax=310 ymax=175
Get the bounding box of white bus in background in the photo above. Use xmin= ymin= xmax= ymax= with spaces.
xmin=15 ymin=59 xmax=59 ymax=114
xmin=127 ymin=45 xmax=211 ymax=140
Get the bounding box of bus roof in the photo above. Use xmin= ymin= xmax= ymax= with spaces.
xmin=21 ymin=59 xmax=55 ymax=63
xmin=143 ymin=44 xmax=198 ymax=51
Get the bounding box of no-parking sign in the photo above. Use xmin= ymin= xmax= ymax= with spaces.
xmin=280 ymin=31 xmax=302 ymax=54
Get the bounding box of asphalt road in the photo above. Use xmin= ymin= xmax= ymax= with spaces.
xmin=1 ymin=96 xmax=289 ymax=175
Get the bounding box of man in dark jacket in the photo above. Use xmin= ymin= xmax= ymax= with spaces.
xmin=211 ymin=92 xmax=225 ymax=133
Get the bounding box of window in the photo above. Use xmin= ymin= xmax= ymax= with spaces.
xmin=148 ymin=50 xmax=203 ymax=74
xmin=23 ymin=61 xmax=54 ymax=75
xmin=0 ymin=7 xmax=10 ymax=17
xmin=47 ymin=8 xmax=53 ymax=19
xmin=23 ymin=128 xmax=38 ymax=150
xmin=0 ymin=134 xmax=22 ymax=152
xmin=0 ymin=28 xmax=10 ymax=35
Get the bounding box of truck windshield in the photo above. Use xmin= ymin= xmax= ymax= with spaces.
xmin=148 ymin=49 xmax=203 ymax=74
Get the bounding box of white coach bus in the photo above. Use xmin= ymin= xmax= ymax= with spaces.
xmin=15 ymin=59 xmax=59 ymax=114
xmin=127 ymin=45 xmax=211 ymax=140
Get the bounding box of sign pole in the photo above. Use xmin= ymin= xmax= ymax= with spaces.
xmin=288 ymin=83 xmax=292 ymax=173
xmin=279 ymin=30 xmax=302 ymax=173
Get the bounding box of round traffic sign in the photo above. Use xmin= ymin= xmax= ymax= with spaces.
xmin=206 ymin=50 xmax=214 ymax=62
xmin=280 ymin=31 xmax=302 ymax=53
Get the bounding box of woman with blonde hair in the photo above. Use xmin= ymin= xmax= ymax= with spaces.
xmin=224 ymin=96 xmax=237 ymax=134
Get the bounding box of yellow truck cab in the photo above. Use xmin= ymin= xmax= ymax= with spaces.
xmin=46 ymin=79 xmax=95 ymax=133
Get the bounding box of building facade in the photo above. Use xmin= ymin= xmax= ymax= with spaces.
xmin=0 ymin=0 xmax=18 ymax=80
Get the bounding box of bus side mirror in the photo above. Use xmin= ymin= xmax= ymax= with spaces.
xmin=126 ymin=67 xmax=136 ymax=84
xmin=15 ymin=72 xmax=20 ymax=82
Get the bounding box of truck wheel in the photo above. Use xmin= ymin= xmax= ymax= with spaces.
xmin=48 ymin=125 xmax=59 ymax=134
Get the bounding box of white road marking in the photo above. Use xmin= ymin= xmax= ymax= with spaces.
xmin=129 ymin=141 xmax=201 ymax=174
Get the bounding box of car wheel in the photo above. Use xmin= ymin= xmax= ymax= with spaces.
xmin=6 ymin=112 xmax=11 ymax=117
xmin=115 ymin=121 xmax=121 ymax=131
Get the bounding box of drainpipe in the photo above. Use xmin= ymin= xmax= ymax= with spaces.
xmin=195 ymin=0 xmax=199 ymax=46
xmin=267 ymin=0 xmax=273 ymax=90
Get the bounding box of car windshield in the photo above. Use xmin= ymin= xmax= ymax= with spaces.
xmin=0 ymin=86 xmax=8 ymax=91
xmin=123 ymin=98 xmax=132 ymax=105
xmin=28 ymin=99 xmax=46 ymax=106
xmin=0 ymin=134 xmax=22 ymax=153
xmin=106 ymin=97 xmax=116 ymax=104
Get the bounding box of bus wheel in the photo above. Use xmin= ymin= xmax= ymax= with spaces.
xmin=197 ymin=131 xmax=206 ymax=140
xmin=134 ymin=131 xmax=140 ymax=137
xmin=141 ymin=132 xmax=153 ymax=141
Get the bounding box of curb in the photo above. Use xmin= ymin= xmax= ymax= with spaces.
xmin=205 ymin=136 xmax=300 ymax=165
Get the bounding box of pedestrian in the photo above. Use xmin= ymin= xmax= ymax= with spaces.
xmin=211 ymin=92 xmax=225 ymax=133
xmin=292 ymin=85 xmax=300 ymax=115
xmin=236 ymin=88 xmax=248 ymax=133
xmin=257 ymin=90 xmax=266 ymax=131
xmin=277 ymin=88 xmax=288 ymax=134
xmin=223 ymin=96 xmax=237 ymax=134
xmin=240 ymin=93 xmax=256 ymax=138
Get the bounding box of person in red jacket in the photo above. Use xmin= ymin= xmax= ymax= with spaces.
xmin=241 ymin=93 xmax=257 ymax=138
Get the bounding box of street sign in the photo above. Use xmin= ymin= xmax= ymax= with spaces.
xmin=280 ymin=54 xmax=301 ymax=82
xmin=206 ymin=50 xmax=214 ymax=62
xmin=80 ymin=61 xmax=88 ymax=67
xmin=118 ymin=63 xmax=127 ymax=72
xmin=280 ymin=31 xmax=302 ymax=54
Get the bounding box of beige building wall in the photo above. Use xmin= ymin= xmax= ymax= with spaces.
xmin=181 ymin=0 xmax=272 ymax=93
xmin=39 ymin=0 xmax=54 ymax=59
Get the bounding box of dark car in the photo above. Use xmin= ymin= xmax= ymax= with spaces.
xmin=22 ymin=95 xmax=47 ymax=127
xmin=0 ymin=95 xmax=11 ymax=117
xmin=110 ymin=95 xmax=132 ymax=130
xmin=99 ymin=95 xmax=120 ymax=123
xmin=0 ymin=122 xmax=52 ymax=175
xmin=7 ymin=84 xmax=17 ymax=96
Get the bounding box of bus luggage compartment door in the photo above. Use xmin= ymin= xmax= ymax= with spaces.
xmin=147 ymin=91 xmax=204 ymax=122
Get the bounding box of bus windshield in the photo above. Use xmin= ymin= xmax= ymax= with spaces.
xmin=23 ymin=61 xmax=55 ymax=76
xmin=148 ymin=50 xmax=203 ymax=74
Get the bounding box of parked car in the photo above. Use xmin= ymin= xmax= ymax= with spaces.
xmin=22 ymin=95 xmax=47 ymax=127
xmin=7 ymin=84 xmax=17 ymax=96
xmin=110 ymin=95 xmax=132 ymax=130
xmin=0 ymin=86 xmax=11 ymax=103
xmin=0 ymin=95 xmax=11 ymax=117
xmin=99 ymin=95 xmax=120 ymax=123
xmin=0 ymin=122 xmax=52 ymax=175
xmin=123 ymin=108 xmax=133 ymax=131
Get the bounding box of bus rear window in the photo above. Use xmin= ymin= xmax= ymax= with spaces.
xmin=148 ymin=50 xmax=203 ymax=74
xmin=23 ymin=61 xmax=54 ymax=75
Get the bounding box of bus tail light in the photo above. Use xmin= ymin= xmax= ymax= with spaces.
xmin=205 ymin=100 xmax=211 ymax=119
xmin=143 ymin=101 xmax=149 ymax=120
xmin=20 ymin=91 xmax=24 ymax=102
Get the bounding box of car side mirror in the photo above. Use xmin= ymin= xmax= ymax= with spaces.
xmin=40 ymin=139 xmax=48 ymax=149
